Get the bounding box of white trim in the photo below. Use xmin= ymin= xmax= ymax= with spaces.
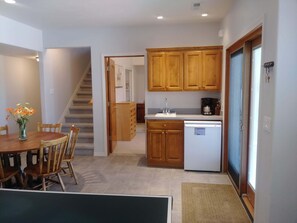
xmin=58 ymin=62 xmax=91 ymax=123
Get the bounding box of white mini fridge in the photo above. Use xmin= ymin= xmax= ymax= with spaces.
xmin=184 ymin=121 xmax=222 ymax=172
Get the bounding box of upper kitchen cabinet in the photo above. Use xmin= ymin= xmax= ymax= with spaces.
xmin=184 ymin=51 xmax=203 ymax=90
xmin=147 ymin=46 xmax=222 ymax=91
xmin=202 ymin=50 xmax=222 ymax=91
xmin=148 ymin=52 xmax=166 ymax=91
xmin=148 ymin=51 xmax=183 ymax=91
xmin=165 ymin=52 xmax=184 ymax=91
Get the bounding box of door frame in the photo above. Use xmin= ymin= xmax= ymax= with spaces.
xmin=224 ymin=26 xmax=262 ymax=173
xmin=246 ymin=36 xmax=262 ymax=208
xmin=224 ymin=26 xmax=262 ymax=218
xmin=104 ymin=55 xmax=145 ymax=155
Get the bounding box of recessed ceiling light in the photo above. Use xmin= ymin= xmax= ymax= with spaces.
xmin=157 ymin=16 xmax=164 ymax=20
xmin=4 ymin=0 xmax=16 ymax=4
xmin=201 ymin=13 xmax=208 ymax=17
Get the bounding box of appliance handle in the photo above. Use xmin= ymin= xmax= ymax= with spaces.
xmin=184 ymin=123 xmax=221 ymax=128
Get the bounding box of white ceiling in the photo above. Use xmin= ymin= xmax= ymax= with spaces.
xmin=0 ymin=0 xmax=234 ymax=30
xmin=0 ymin=0 xmax=234 ymax=58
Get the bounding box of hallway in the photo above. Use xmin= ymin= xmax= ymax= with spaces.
xmin=113 ymin=123 xmax=146 ymax=155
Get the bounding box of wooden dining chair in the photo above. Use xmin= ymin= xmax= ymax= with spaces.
xmin=24 ymin=135 xmax=69 ymax=191
xmin=37 ymin=122 xmax=62 ymax=133
xmin=27 ymin=122 xmax=63 ymax=165
xmin=0 ymin=125 xmax=8 ymax=135
xmin=0 ymin=125 xmax=18 ymax=169
xmin=62 ymin=125 xmax=80 ymax=184
xmin=0 ymin=154 xmax=23 ymax=188
xmin=0 ymin=125 xmax=9 ymax=166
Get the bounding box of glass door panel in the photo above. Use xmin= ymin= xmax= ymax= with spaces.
xmin=247 ymin=45 xmax=261 ymax=207
xmin=248 ymin=46 xmax=261 ymax=190
xmin=228 ymin=48 xmax=244 ymax=188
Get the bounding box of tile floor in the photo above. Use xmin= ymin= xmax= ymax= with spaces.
xmin=113 ymin=123 xmax=146 ymax=155
xmin=52 ymin=154 xmax=231 ymax=223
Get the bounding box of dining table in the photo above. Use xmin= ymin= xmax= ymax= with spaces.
xmin=0 ymin=131 xmax=66 ymax=154
xmin=0 ymin=131 xmax=66 ymax=188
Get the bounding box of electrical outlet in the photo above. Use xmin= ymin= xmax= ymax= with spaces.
xmin=263 ymin=116 xmax=272 ymax=133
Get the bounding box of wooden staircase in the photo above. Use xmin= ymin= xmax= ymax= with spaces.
xmin=62 ymin=70 xmax=94 ymax=156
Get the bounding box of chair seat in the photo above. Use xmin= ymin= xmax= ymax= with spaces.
xmin=24 ymin=163 xmax=61 ymax=177
xmin=63 ymin=154 xmax=72 ymax=161
xmin=0 ymin=167 xmax=19 ymax=183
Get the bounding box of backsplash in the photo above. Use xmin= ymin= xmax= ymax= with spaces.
xmin=146 ymin=91 xmax=221 ymax=114
xmin=148 ymin=108 xmax=201 ymax=115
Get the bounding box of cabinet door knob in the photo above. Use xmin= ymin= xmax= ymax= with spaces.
xmin=163 ymin=124 xmax=166 ymax=127
xmin=162 ymin=131 xmax=165 ymax=134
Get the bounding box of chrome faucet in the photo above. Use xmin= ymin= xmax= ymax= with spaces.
xmin=163 ymin=98 xmax=170 ymax=114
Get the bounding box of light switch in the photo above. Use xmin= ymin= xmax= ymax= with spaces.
xmin=263 ymin=116 xmax=271 ymax=132
xmin=50 ymin=88 xmax=54 ymax=95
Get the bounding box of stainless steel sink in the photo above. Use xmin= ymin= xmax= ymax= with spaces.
xmin=155 ymin=112 xmax=177 ymax=117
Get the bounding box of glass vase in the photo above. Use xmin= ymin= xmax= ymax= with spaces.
xmin=19 ymin=122 xmax=27 ymax=141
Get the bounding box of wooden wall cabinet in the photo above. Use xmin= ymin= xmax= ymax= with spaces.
xmin=147 ymin=46 xmax=222 ymax=91
xmin=148 ymin=52 xmax=166 ymax=91
xmin=202 ymin=50 xmax=222 ymax=90
xmin=147 ymin=120 xmax=184 ymax=168
xmin=116 ymin=102 xmax=136 ymax=141
xmin=148 ymin=51 xmax=183 ymax=91
xmin=184 ymin=51 xmax=203 ymax=90
xmin=165 ymin=52 xmax=184 ymax=91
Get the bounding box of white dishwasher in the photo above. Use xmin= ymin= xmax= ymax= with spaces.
xmin=184 ymin=121 xmax=222 ymax=172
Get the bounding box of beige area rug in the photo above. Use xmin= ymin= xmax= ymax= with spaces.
xmin=182 ymin=183 xmax=251 ymax=223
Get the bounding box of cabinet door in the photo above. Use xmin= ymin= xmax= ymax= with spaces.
xmin=165 ymin=52 xmax=183 ymax=91
xmin=184 ymin=51 xmax=203 ymax=90
xmin=165 ymin=129 xmax=184 ymax=167
xmin=148 ymin=52 xmax=166 ymax=91
xmin=202 ymin=50 xmax=222 ymax=90
xmin=147 ymin=129 xmax=166 ymax=165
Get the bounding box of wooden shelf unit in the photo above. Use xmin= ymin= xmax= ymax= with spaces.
xmin=116 ymin=102 xmax=136 ymax=141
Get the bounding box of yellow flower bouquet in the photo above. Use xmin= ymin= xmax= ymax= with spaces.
xmin=6 ymin=103 xmax=35 ymax=140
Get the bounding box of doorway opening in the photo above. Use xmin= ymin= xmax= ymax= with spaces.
xmin=105 ymin=55 xmax=146 ymax=156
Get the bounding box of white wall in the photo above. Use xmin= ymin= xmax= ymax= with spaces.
xmin=133 ymin=65 xmax=145 ymax=103
xmin=0 ymin=55 xmax=41 ymax=133
xmin=113 ymin=58 xmax=133 ymax=102
xmin=0 ymin=56 xmax=7 ymax=124
xmin=41 ymin=48 xmax=90 ymax=122
xmin=221 ymin=0 xmax=297 ymax=222
xmin=270 ymin=0 xmax=297 ymax=222
xmin=0 ymin=15 xmax=42 ymax=52
xmin=113 ymin=57 xmax=145 ymax=103
xmin=42 ymin=22 xmax=222 ymax=156
xmin=0 ymin=15 xmax=43 ymax=132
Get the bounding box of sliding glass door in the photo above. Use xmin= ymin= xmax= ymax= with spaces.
xmin=227 ymin=49 xmax=244 ymax=188
xmin=247 ymin=43 xmax=262 ymax=206
xmin=225 ymin=27 xmax=262 ymax=217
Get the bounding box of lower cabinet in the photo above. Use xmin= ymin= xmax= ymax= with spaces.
xmin=147 ymin=120 xmax=184 ymax=168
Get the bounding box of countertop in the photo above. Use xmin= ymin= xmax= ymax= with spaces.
xmin=145 ymin=114 xmax=223 ymax=121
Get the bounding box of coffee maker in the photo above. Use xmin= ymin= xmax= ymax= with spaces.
xmin=201 ymin=98 xmax=219 ymax=115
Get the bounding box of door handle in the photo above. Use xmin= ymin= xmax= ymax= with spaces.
xmin=240 ymin=121 xmax=244 ymax=132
